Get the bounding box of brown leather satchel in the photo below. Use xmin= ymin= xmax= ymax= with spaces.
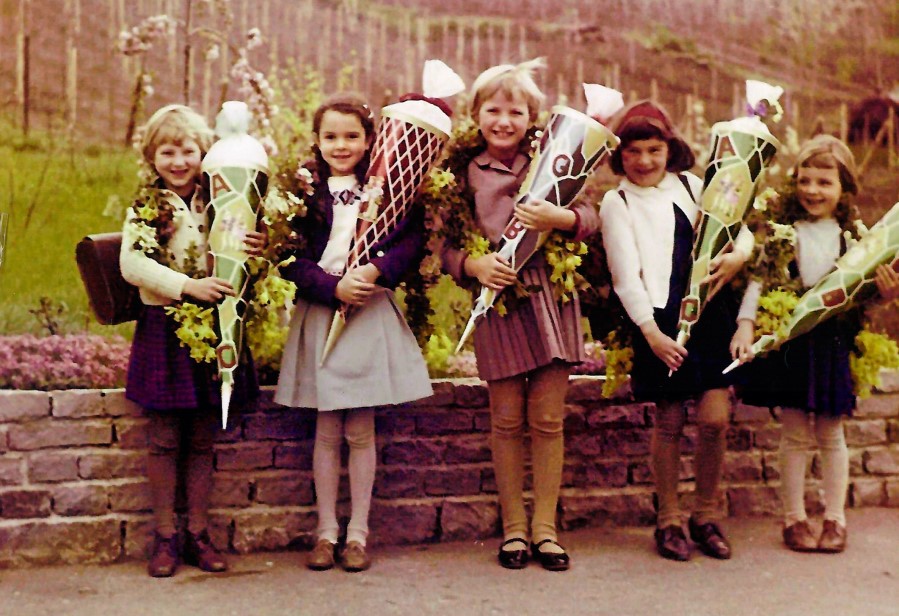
xmin=75 ymin=232 xmax=141 ymax=325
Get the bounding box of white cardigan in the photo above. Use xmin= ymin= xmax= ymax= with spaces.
xmin=120 ymin=189 xmax=211 ymax=305
xmin=599 ymin=171 xmax=753 ymax=328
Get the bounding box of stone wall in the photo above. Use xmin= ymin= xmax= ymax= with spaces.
xmin=1 ymin=377 xmax=898 ymax=568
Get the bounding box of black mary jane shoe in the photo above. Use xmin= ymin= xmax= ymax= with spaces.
xmin=530 ymin=539 xmax=570 ymax=572
xmin=497 ymin=538 xmax=529 ymax=570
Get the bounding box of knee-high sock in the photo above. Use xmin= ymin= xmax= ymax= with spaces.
xmin=147 ymin=412 xmax=182 ymax=537
xmin=779 ymin=408 xmax=813 ymax=526
xmin=815 ymin=415 xmax=849 ymax=526
xmin=693 ymin=388 xmax=730 ymax=525
xmin=489 ymin=376 xmax=528 ymax=540
xmin=185 ymin=409 xmax=217 ymax=535
xmin=652 ymin=400 xmax=686 ymax=528
xmin=345 ymin=408 xmax=376 ymax=546
xmin=312 ymin=411 xmax=345 ymax=544
xmin=526 ymin=362 xmax=569 ymax=544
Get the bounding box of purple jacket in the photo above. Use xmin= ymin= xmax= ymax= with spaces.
xmin=281 ymin=185 xmax=425 ymax=308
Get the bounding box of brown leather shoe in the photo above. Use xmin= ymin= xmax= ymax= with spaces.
xmin=818 ymin=520 xmax=847 ymax=553
xmin=148 ymin=532 xmax=179 ymax=578
xmin=654 ymin=525 xmax=690 ymax=562
xmin=688 ymin=517 xmax=732 ymax=560
xmin=782 ymin=520 xmax=818 ymax=553
xmin=306 ymin=539 xmax=337 ymax=571
xmin=339 ymin=541 xmax=372 ymax=572
xmin=183 ymin=529 xmax=228 ymax=572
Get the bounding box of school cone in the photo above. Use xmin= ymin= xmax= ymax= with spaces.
xmin=320 ymin=61 xmax=461 ymax=363
xmin=723 ymin=201 xmax=899 ymax=374
xmin=203 ymin=101 xmax=269 ymax=428
xmin=455 ymin=105 xmax=619 ymax=353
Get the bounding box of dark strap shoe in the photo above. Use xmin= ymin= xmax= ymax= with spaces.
xmin=654 ymin=525 xmax=691 ymax=562
xmin=782 ymin=520 xmax=818 ymax=552
xmin=818 ymin=520 xmax=847 ymax=553
xmin=530 ymin=539 xmax=570 ymax=571
xmin=688 ymin=517 xmax=732 ymax=560
xmin=183 ymin=529 xmax=228 ymax=572
xmin=497 ymin=538 xmax=529 ymax=570
xmin=148 ymin=532 xmax=179 ymax=578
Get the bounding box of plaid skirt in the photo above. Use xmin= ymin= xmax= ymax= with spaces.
xmin=126 ymin=306 xmax=258 ymax=413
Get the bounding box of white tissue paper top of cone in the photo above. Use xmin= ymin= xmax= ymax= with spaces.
xmin=422 ymin=59 xmax=466 ymax=99
xmin=746 ymin=80 xmax=784 ymax=108
xmin=383 ymin=99 xmax=452 ymax=136
xmin=202 ymin=101 xmax=269 ymax=173
xmin=583 ymin=83 xmax=624 ymax=123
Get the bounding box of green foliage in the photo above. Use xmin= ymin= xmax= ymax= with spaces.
xmin=851 ymin=328 xmax=899 ymax=398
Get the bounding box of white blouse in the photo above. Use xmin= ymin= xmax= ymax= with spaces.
xmin=738 ymin=216 xmax=841 ymax=322
xmin=317 ymin=175 xmax=361 ymax=275
xmin=599 ymin=172 xmax=754 ymax=328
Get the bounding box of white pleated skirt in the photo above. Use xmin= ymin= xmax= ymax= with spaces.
xmin=275 ymin=290 xmax=433 ymax=411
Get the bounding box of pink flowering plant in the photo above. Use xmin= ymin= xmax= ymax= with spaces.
xmin=0 ymin=335 xmax=130 ymax=390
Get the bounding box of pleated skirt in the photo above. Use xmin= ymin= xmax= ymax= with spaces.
xmin=473 ymin=265 xmax=585 ymax=382
xmin=275 ymin=290 xmax=433 ymax=411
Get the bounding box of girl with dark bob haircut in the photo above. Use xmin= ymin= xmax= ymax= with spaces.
xmin=608 ymin=100 xmax=695 ymax=176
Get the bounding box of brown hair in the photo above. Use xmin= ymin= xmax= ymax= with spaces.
xmin=608 ymin=100 xmax=694 ymax=175
xmin=311 ymin=92 xmax=375 ymax=185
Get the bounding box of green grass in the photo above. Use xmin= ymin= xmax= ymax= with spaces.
xmin=0 ymin=120 xmax=138 ymax=336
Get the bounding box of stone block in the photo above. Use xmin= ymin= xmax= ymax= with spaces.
xmin=481 ymin=467 xmax=497 ymax=493
xmin=587 ymin=403 xmax=647 ymax=428
xmin=443 ymin=435 xmax=491 ymax=465
xmin=79 ymin=450 xmax=146 ymax=479
xmin=51 ymin=390 xmax=106 ymax=418
xmin=845 ymin=419 xmax=887 ymax=447
xmin=52 ymin=484 xmax=109 ymax=516
xmin=567 ymin=432 xmax=604 ymax=458
xmin=560 ymin=491 xmax=656 ymax=528
xmin=215 ymin=443 xmax=273 ymax=471
xmin=98 ymin=390 xmax=143 ymax=417
xmin=122 ymin=515 xmax=154 ymax=560
xmin=563 ymin=405 xmax=588 ymax=433
xmin=732 ymin=402 xmax=773 ymax=423
xmin=565 ymin=378 xmax=606 ymax=403
xmin=440 ymin=499 xmax=499 ymax=541
xmin=863 ymin=447 xmax=899 ymax=475
xmin=254 ymin=472 xmax=315 ymax=506
xmin=424 ymin=468 xmax=482 ymax=497
xmin=415 ymin=408 xmax=474 ymax=436
xmin=629 ymin=461 xmax=653 ymax=485
xmin=28 ymin=451 xmax=80 ymax=483
xmin=0 ymin=390 xmax=51 ymax=422
xmin=473 ymin=410 xmax=492 ymax=433
xmin=375 ymin=468 xmax=424 ymax=499
xmin=409 ymin=380 xmax=455 ymax=407
xmin=0 ymin=488 xmax=52 ymax=518
xmin=231 ymin=508 xmax=317 ymax=553
xmin=726 ymin=486 xmax=780 ymax=516
xmin=889 ymin=420 xmax=899 ymax=443
xmin=209 ymin=474 xmax=252 ymax=508
xmin=848 ymin=449 xmax=865 ymax=476
xmin=369 ymin=502 xmax=438 ymax=545
xmin=0 ymin=519 xmax=121 ymax=567
xmin=584 ymin=460 xmax=628 ymax=488
xmin=886 ymin=480 xmax=899 ymax=507
xmin=762 ymin=453 xmax=780 ymax=481
xmin=603 ymin=429 xmax=651 ymax=457
xmin=726 ymin=426 xmax=754 ymax=451
xmin=454 ymin=380 xmax=489 ymax=408
xmin=214 ymin=421 xmax=244 ymax=443
xmin=855 ymin=392 xmax=899 ymax=418
xmin=877 ymin=369 xmax=899 ymax=393
xmin=381 ymin=439 xmax=446 ymax=466
xmin=8 ymin=419 xmax=113 ymax=451
xmin=0 ymin=427 xmax=7 ymax=453
xmin=113 ymin=418 xmax=149 ymax=449
xmin=752 ymin=426 xmax=780 ymax=450
xmin=108 ymin=480 xmax=152 ymax=512
xmin=851 ymin=478 xmax=885 ymax=506
xmin=0 ymin=457 xmax=24 ymax=486
xmin=376 ymin=413 xmax=416 ymax=437
xmin=724 ymin=452 xmax=763 ymax=482
xmin=243 ymin=413 xmax=310 ymax=441
xmin=273 ymin=442 xmax=313 ymax=470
